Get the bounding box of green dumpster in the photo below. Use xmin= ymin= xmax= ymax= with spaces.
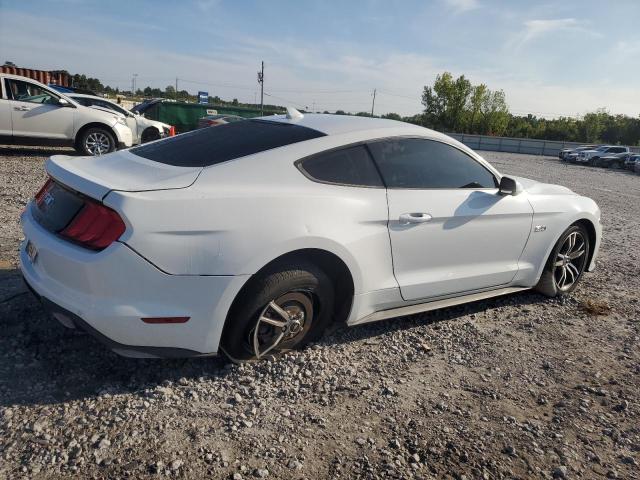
xmin=133 ymin=100 xmax=284 ymax=133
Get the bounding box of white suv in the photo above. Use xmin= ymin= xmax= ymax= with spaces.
xmin=0 ymin=73 xmax=133 ymax=155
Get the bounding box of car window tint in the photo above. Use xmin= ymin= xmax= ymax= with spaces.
xmin=368 ymin=138 xmax=497 ymax=189
xmin=298 ymin=145 xmax=383 ymax=187
xmin=130 ymin=119 xmax=326 ymax=167
xmin=6 ymin=79 xmax=58 ymax=105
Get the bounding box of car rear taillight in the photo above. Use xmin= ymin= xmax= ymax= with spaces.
xmin=60 ymin=200 xmax=126 ymax=251
xmin=34 ymin=178 xmax=54 ymax=206
xmin=169 ymin=126 xmax=176 ymax=136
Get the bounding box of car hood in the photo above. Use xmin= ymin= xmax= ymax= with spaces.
xmin=510 ymin=176 xmax=576 ymax=196
xmin=46 ymin=150 xmax=202 ymax=201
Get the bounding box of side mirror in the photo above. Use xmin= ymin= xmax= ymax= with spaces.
xmin=498 ymin=176 xmax=523 ymax=196
xmin=57 ymin=98 xmax=71 ymax=107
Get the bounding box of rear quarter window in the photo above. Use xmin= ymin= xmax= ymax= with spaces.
xmin=296 ymin=145 xmax=384 ymax=187
xmin=130 ymin=120 xmax=326 ymax=167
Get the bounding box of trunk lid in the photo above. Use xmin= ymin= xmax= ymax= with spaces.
xmin=46 ymin=150 xmax=202 ymax=201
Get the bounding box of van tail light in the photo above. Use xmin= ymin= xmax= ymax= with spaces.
xmin=60 ymin=200 xmax=126 ymax=250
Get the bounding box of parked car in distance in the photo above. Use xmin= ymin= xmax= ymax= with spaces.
xmin=20 ymin=110 xmax=601 ymax=361
xmin=0 ymin=73 xmax=133 ymax=155
xmin=197 ymin=114 xmax=245 ymax=129
xmin=576 ymin=145 xmax=629 ymax=165
xmin=559 ymin=145 xmax=598 ymax=161
xmin=68 ymin=93 xmax=174 ymax=144
xmin=635 ymin=160 xmax=640 ymax=174
xmin=593 ymin=151 xmax=631 ymax=169
xmin=625 ymin=154 xmax=640 ymax=170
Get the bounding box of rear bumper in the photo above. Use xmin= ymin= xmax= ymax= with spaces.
xmin=19 ymin=207 xmax=249 ymax=357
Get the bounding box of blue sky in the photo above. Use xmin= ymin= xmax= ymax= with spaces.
xmin=1 ymin=0 xmax=640 ymax=117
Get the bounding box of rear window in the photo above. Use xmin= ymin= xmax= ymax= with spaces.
xmin=130 ymin=119 xmax=326 ymax=167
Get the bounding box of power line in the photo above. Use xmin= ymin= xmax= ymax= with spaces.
xmin=263 ymin=92 xmax=307 ymax=109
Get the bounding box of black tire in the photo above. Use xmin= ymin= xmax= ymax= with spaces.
xmin=141 ymin=128 xmax=161 ymax=143
xmin=535 ymin=224 xmax=590 ymax=297
xmin=221 ymin=262 xmax=335 ymax=361
xmin=589 ymin=157 xmax=599 ymax=167
xmin=77 ymin=127 xmax=116 ymax=156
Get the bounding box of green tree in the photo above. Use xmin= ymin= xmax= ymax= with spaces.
xmin=382 ymin=112 xmax=402 ymax=121
xmin=422 ymin=72 xmax=472 ymax=131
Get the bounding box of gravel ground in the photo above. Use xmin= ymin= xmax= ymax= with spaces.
xmin=0 ymin=145 xmax=638 ymax=480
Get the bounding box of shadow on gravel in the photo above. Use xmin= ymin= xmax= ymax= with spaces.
xmin=0 ymin=266 xmax=547 ymax=408
xmin=0 ymin=145 xmax=77 ymax=158
xmin=329 ymin=289 xmax=548 ymax=347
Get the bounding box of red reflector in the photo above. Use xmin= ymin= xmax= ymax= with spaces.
xmin=141 ymin=317 xmax=190 ymax=324
xmin=34 ymin=178 xmax=53 ymax=206
xmin=168 ymin=126 xmax=176 ymax=136
xmin=60 ymin=200 xmax=126 ymax=250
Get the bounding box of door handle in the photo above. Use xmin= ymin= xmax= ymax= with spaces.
xmin=14 ymin=106 xmax=30 ymax=111
xmin=399 ymin=213 xmax=433 ymax=224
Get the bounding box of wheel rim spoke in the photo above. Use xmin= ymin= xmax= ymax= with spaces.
xmin=251 ymin=293 xmax=313 ymax=359
xmin=568 ymin=249 xmax=585 ymax=260
xmin=557 ymin=267 xmax=567 ymax=288
xmin=258 ymin=315 xmax=287 ymax=328
xmin=553 ymin=231 xmax=587 ymax=291
xmin=267 ymin=301 xmax=291 ymax=323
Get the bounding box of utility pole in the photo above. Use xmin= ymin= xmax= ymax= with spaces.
xmin=131 ymin=73 xmax=137 ymax=97
xmin=175 ymin=77 xmax=178 ymax=101
xmin=257 ymin=61 xmax=264 ymax=115
xmin=371 ymin=88 xmax=377 ymax=117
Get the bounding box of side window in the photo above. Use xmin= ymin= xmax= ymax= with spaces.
xmin=96 ymin=100 xmax=117 ymax=112
xmin=297 ymin=145 xmax=384 ymax=187
xmin=368 ymin=138 xmax=497 ymax=189
xmin=6 ymin=79 xmax=59 ymax=105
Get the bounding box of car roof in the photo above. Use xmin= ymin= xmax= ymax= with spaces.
xmin=262 ymin=113 xmax=431 ymax=137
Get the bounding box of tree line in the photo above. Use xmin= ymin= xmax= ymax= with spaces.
xmin=410 ymin=72 xmax=640 ymax=145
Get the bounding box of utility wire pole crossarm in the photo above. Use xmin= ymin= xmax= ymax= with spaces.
xmin=257 ymin=61 xmax=264 ymax=116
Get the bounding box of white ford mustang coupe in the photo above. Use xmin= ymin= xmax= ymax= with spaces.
xmin=20 ymin=110 xmax=601 ymax=360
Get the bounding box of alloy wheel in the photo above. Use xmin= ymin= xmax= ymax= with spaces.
xmin=251 ymin=291 xmax=314 ymax=359
xmin=85 ymin=132 xmax=111 ymax=155
xmin=553 ymin=231 xmax=587 ymax=291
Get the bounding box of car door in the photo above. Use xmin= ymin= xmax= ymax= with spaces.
xmin=5 ymin=77 xmax=75 ymax=140
xmin=0 ymin=78 xmax=12 ymax=137
xmin=368 ymin=138 xmax=534 ymax=301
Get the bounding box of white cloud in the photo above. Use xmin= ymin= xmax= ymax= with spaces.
xmin=510 ymin=17 xmax=601 ymax=49
xmin=523 ymin=18 xmax=579 ymax=41
xmin=443 ymin=0 xmax=480 ymax=13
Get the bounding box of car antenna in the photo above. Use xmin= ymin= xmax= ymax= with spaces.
xmin=286 ymin=106 xmax=304 ymax=120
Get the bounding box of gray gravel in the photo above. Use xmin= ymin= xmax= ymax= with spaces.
xmin=0 ymin=146 xmax=639 ymax=479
